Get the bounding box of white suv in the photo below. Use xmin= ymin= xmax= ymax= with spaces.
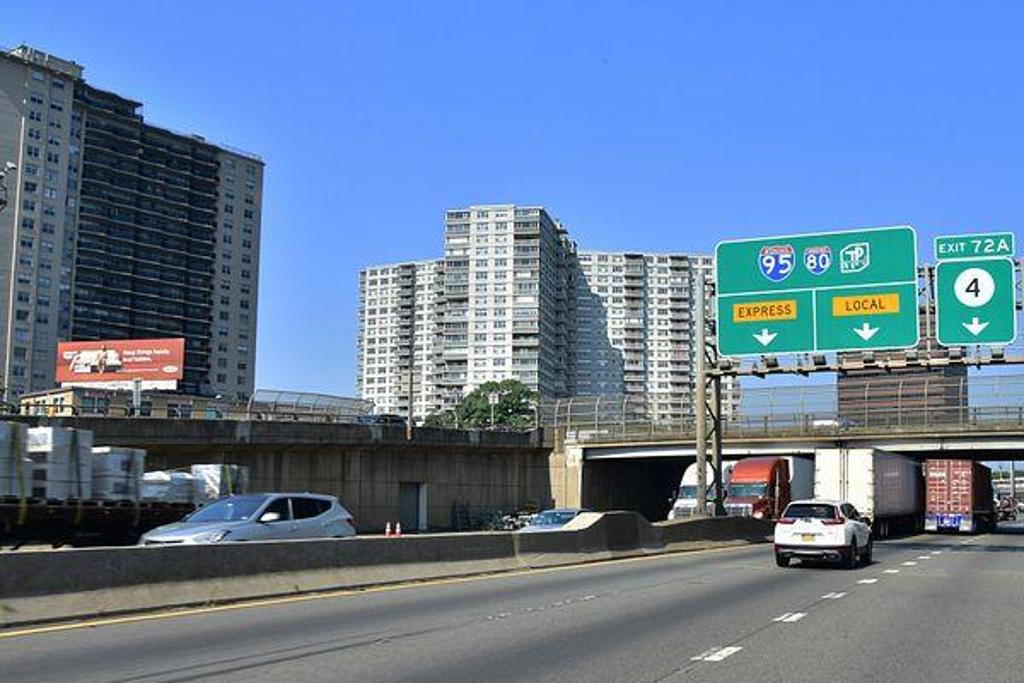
xmin=774 ymin=499 xmax=872 ymax=568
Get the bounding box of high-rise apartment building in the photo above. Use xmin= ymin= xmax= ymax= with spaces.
xmin=356 ymin=205 xmax=737 ymax=422
xmin=575 ymin=251 xmax=731 ymax=422
xmin=437 ymin=205 xmax=576 ymax=409
xmin=0 ymin=45 xmax=262 ymax=399
xmin=357 ymin=259 xmax=443 ymax=416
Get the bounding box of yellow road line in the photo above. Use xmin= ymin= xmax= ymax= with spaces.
xmin=0 ymin=543 xmax=756 ymax=641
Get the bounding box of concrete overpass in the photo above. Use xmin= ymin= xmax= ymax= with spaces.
xmin=11 ymin=416 xmax=563 ymax=533
xmin=560 ymin=419 xmax=1024 ymax=522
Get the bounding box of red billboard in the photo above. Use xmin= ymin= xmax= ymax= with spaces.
xmin=56 ymin=338 xmax=185 ymax=387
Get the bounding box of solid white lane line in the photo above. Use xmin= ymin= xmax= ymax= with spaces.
xmin=692 ymin=646 xmax=743 ymax=662
xmin=883 ymin=569 xmax=900 ymax=574
xmin=902 ymin=561 xmax=918 ymax=566
xmin=857 ymin=578 xmax=878 ymax=584
xmin=821 ymin=592 xmax=847 ymax=599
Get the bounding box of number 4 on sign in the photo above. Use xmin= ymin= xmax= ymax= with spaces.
xmin=954 ymin=268 xmax=995 ymax=308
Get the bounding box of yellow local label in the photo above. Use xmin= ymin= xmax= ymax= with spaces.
xmin=832 ymin=293 xmax=900 ymax=317
xmin=733 ymin=300 xmax=798 ymax=322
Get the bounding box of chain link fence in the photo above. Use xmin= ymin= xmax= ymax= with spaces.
xmin=541 ymin=372 xmax=1024 ymax=441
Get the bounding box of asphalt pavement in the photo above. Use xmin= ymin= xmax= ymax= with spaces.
xmin=3 ymin=527 xmax=1024 ymax=682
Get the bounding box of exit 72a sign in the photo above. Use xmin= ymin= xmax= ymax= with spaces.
xmin=934 ymin=255 xmax=1017 ymax=347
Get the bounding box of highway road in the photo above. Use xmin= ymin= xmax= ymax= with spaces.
xmin=3 ymin=528 xmax=1024 ymax=682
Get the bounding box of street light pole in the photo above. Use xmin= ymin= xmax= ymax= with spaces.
xmin=488 ymin=391 xmax=500 ymax=429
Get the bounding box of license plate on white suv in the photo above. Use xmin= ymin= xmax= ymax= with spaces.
xmin=801 ymin=533 xmax=816 ymax=542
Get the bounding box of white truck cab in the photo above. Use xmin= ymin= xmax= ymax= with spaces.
xmin=667 ymin=461 xmax=735 ymax=520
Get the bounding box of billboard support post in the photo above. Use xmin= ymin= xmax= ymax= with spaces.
xmin=132 ymin=378 xmax=142 ymax=417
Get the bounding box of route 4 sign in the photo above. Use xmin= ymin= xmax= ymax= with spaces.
xmin=934 ymin=237 xmax=1017 ymax=346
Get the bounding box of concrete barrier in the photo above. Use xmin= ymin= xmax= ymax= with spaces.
xmin=514 ymin=511 xmax=663 ymax=568
xmin=656 ymin=516 xmax=774 ymax=549
xmin=0 ymin=513 xmax=768 ymax=628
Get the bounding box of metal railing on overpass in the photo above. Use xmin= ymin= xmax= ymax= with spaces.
xmin=540 ymin=373 xmax=1024 ymax=442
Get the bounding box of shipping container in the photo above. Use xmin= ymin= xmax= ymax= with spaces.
xmin=924 ymin=460 xmax=995 ymax=534
xmin=814 ymin=448 xmax=922 ymax=538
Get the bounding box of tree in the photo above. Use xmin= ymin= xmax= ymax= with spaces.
xmin=422 ymin=410 xmax=458 ymax=428
xmin=455 ymin=380 xmax=538 ymax=430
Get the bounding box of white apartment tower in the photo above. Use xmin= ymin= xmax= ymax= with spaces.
xmin=437 ymin=205 xmax=575 ymax=409
xmin=357 ymin=259 xmax=443 ymax=416
xmin=574 ymin=251 xmax=739 ymax=421
xmin=357 ymin=205 xmax=739 ymax=422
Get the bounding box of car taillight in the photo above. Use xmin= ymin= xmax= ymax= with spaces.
xmin=822 ymin=519 xmax=844 ymax=525
xmin=346 ymin=516 xmax=356 ymax=527
xmin=777 ymin=518 xmax=796 ymax=524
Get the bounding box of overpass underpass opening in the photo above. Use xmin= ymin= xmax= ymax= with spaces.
xmin=581 ymin=456 xmax=687 ymax=523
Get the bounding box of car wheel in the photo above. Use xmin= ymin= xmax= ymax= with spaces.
xmin=775 ymin=552 xmax=790 ymax=568
xmin=846 ymin=539 xmax=858 ymax=569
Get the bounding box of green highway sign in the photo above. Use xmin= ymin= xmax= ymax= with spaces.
xmin=935 ymin=232 xmax=1014 ymax=260
xmin=715 ymin=226 xmax=919 ymax=356
xmin=934 ymin=231 xmax=1017 ymax=346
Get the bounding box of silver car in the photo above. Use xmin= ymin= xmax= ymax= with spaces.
xmin=517 ymin=508 xmax=590 ymax=533
xmin=140 ymin=493 xmax=356 ymax=545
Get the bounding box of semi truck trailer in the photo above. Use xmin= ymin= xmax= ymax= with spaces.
xmin=814 ymin=448 xmax=922 ymax=538
xmin=924 ymin=459 xmax=995 ymax=534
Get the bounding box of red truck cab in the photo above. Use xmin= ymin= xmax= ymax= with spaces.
xmin=726 ymin=457 xmax=791 ymax=520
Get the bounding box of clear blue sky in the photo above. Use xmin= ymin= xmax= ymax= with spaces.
xmin=5 ymin=2 xmax=1023 ymax=394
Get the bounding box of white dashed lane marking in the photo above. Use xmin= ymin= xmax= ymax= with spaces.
xmin=883 ymin=569 xmax=900 ymax=574
xmin=691 ymin=646 xmax=743 ymax=662
xmin=857 ymin=578 xmax=878 ymax=584
xmin=917 ymin=556 xmax=932 ymax=560
xmin=902 ymin=561 xmax=918 ymax=566
xmin=821 ymin=592 xmax=847 ymax=599
xmin=931 ymin=551 xmax=942 ymax=555
xmin=773 ymin=612 xmax=807 ymax=623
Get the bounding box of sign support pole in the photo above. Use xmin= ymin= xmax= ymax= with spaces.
xmin=694 ymin=270 xmax=708 ymax=517
xmin=694 ymin=270 xmax=724 ymax=517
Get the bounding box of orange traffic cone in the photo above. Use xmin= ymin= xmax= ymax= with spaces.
xmin=385 ymin=521 xmax=392 ymax=537
xmin=395 ymin=522 xmax=403 ymax=537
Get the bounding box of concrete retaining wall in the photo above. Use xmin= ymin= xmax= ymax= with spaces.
xmin=0 ymin=513 xmax=768 ymax=628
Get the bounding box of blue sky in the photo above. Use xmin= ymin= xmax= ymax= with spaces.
xmin=5 ymin=2 xmax=1023 ymax=394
